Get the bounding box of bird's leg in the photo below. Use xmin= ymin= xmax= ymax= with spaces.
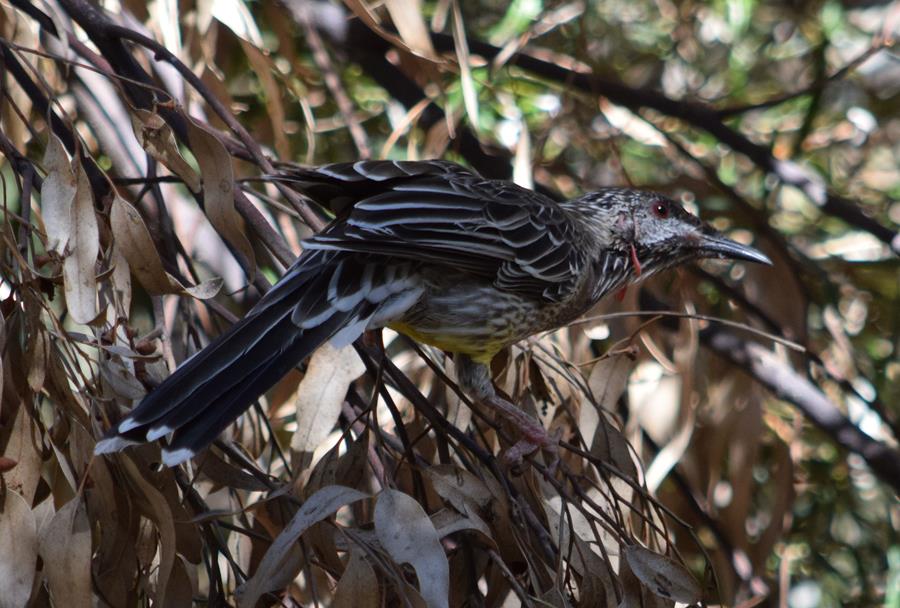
xmin=456 ymin=354 xmax=560 ymax=471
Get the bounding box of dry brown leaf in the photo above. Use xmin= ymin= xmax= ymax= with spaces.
xmin=156 ymin=472 xmax=203 ymax=565
xmin=542 ymin=487 xmax=625 ymax=596
xmin=49 ymin=438 xmax=79 ymax=494
xmin=591 ymin=415 xmax=637 ymax=480
xmin=237 ymin=485 xmax=369 ymax=607
xmin=196 ymin=452 xmax=272 ymax=492
xmin=41 ymin=133 xmax=76 ymax=255
xmin=110 ymin=242 xmax=133 ymax=313
xmin=291 ymin=343 xmax=365 ymax=455
xmin=162 ymin=556 xmax=195 ymax=608
xmin=579 ymin=539 xmax=620 ymax=608
xmin=179 ymin=276 xmax=225 ymax=299
xmin=343 ymin=0 xmax=441 ymax=63
xmin=545 ymin=492 xmax=612 ymax=564
xmin=644 ymin=404 xmax=694 ymax=493
xmin=588 ymin=350 xmax=636 ymax=411
xmin=724 ymin=398 xmax=763 ymax=546
xmin=121 ymin=457 xmax=177 ymax=604
xmin=61 ymin=161 xmax=99 ymax=324
xmin=545 ymin=507 xmax=622 ymax=607
xmin=0 ymin=316 xmax=5 ymax=409
xmin=211 ymin=0 xmax=264 ymax=46
xmin=380 ymin=97 xmax=432 ymax=158
xmin=385 ymin=0 xmax=437 ymax=59
xmin=630 ymin=360 xmax=681 ymax=444
xmin=332 ymin=548 xmax=379 ymax=608
xmin=68 ymin=424 xmax=95 ymax=483
xmin=619 ymin=553 xmax=675 ymax=608
xmin=241 ymin=40 xmax=290 ymax=159
xmin=130 ymin=109 xmax=201 ymax=193
xmin=582 ymin=351 xmax=638 ymax=477
xmin=100 ymin=354 xmax=147 ymax=401
xmin=0 ymin=457 xmax=16 ymax=473
xmin=622 ymin=544 xmax=701 ymax=604
xmin=246 ymin=498 xmax=306 ymax=597
xmin=110 ymin=193 xmax=223 ymax=298
xmin=513 ymin=119 xmax=533 ymax=189
xmin=425 ymin=464 xmax=493 ymax=516
xmin=3 ymin=396 xmax=44 ymax=504
xmin=186 ymin=118 xmax=256 ymax=276
xmin=540 ymin=587 xmax=573 ymax=608
xmin=109 ymin=194 xmax=178 ymax=294
xmin=86 ymin=458 xmax=138 ymax=607
xmin=450 ymin=0 xmax=479 ymax=130
xmin=0 ymin=3 xmax=36 ymax=149
xmin=0 ymin=491 xmax=38 ymax=608
xmin=430 ymin=507 xmax=491 ymax=539
xmin=442 ymin=357 xmax=473 ymax=431
xmin=302 ymin=430 xmax=370 ymax=499
xmin=38 ymin=497 xmax=92 ymax=608
xmin=375 ymin=489 xmax=449 ymax=608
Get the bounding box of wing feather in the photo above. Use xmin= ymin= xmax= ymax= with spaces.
xmin=282 ymin=160 xmax=587 ymax=302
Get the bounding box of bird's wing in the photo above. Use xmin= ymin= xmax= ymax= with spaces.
xmin=284 ymin=160 xmax=586 ymax=302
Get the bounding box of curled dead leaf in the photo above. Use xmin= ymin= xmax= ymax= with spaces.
xmin=130 ymin=109 xmax=201 ymax=192
xmin=110 ymin=194 xmax=222 ymax=299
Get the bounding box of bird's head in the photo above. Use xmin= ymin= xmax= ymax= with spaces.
xmin=570 ymin=188 xmax=771 ymax=283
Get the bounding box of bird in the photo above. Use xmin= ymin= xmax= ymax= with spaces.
xmin=94 ymin=159 xmax=771 ymax=467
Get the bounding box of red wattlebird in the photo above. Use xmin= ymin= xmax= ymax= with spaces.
xmin=95 ymin=160 xmax=771 ymax=466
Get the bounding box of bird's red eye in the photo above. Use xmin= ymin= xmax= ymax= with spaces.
xmin=652 ymin=202 xmax=669 ymax=219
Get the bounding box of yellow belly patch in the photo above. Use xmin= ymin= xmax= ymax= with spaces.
xmin=388 ymin=322 xmax=499 ymax=364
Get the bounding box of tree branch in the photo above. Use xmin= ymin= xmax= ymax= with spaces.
xmin=702 ymin=326 xmax=900 ymax=495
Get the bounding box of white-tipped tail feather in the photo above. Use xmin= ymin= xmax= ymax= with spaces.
xmin=161 ymin=447 xmax=196 ymax=467
xmin=145 ymin=424 xmax=174 ymax=442
xmin=94 ymin=246 xmax=422 ymax=465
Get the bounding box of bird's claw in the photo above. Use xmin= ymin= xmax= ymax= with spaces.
xmin=477 ymin=392 xmax=561 ymax=474
xmin=502 ymin=425 xmax=562 ymax=475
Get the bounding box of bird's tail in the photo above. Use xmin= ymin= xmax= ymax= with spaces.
xmin=95 ymin=250 xmax=420 ymax=466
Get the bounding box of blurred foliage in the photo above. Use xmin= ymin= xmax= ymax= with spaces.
xmin=0 ymin=0 xmax=898 ymax=606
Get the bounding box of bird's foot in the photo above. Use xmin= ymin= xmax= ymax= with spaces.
xmin=504 ymin=427 xmax=562 ymax=475
xmin=482 ymin=394 xmax=561 ymax=474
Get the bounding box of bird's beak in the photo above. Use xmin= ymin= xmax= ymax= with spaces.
xmin=696 ymin=226 xmax=772 ymax=265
